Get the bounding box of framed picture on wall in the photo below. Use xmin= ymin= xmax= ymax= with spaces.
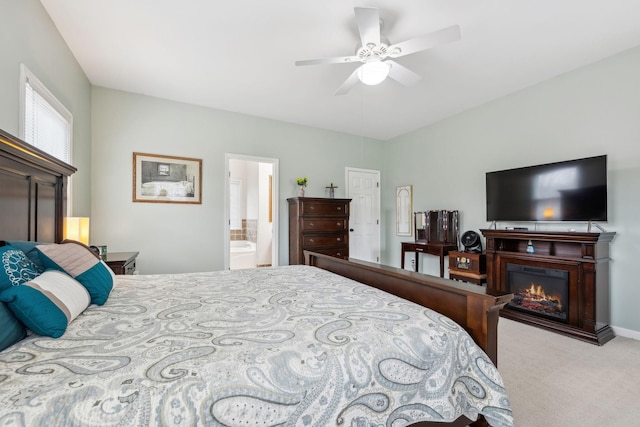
xmin=133 ymin=152 xmax=202 ymax=204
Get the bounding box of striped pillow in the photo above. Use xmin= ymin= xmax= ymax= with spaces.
xmin=36 ymin=241 xmax=114 ymax=305
xmin=0 ymin=270 xmax=90 ymax=338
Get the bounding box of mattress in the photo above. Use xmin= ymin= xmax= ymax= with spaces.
xmin=0 ymin=265 xmax=512 ymax=426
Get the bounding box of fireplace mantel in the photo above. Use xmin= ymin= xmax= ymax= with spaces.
xmin=481 ymin=229 xmax=615 ymax=345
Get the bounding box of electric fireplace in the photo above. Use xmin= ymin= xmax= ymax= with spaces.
xmin=506 ymin=263 xmax=569 ymax=322
xmin=482 ymin=229 xmax=616 ymax=345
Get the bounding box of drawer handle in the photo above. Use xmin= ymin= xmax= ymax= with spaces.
xmin=309 ymin=239 xmax=315 ymax=243
xmin=337 ymin=222 xmax=342 ymax=226
xmin=336 ymin=252 xmax=341 ymax=257
xmin=309 ymin=222 xmax=314 ymax=227
xmin=336 ymin=207 xmax=342 ymax=210
xmin=309 ymin=206 xmax=315 ymax=210
xmin=336 ymin=237 xmax=341 ymax=242
xmin=416 ymin=248 xmax=424 ymax=252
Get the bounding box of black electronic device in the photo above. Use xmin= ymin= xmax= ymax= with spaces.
xmin=460 ymin=230 xmax=482 ymax=253
xmin=486 ymin=155 xmax=607 ymax=222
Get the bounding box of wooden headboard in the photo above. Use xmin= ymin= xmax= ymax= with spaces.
xmin=0 ymin=128 xmax=76 ymax=243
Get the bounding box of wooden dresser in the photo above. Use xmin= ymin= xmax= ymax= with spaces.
xmin=288 ymin=197 xmax=350 ymax=265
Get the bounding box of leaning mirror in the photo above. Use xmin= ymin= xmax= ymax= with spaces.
xmin=396 ymin=185 xmax=413 ymax=236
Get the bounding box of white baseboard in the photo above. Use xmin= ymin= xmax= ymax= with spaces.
xmin=612 ymin=325 xmax=640 ymax=341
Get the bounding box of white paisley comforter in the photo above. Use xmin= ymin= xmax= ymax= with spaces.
xmin=0 ymin=265 xmax=513 ymax=426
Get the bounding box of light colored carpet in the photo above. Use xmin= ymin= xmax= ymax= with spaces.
xmin=497 ymin=318 xmax=640 ymax=426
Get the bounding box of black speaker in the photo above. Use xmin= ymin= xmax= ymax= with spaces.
xmin=461 ymin=230 xmax=482 ymax=253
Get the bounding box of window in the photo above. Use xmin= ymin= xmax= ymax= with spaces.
xmin=19 ymin=64 xmax=73 ymax=164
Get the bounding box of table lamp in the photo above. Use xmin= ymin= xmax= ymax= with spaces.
xmin=64 ymin=217 xmax=90 ymax=245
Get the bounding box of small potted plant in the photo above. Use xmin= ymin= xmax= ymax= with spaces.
xmin=296 ymin=177 xmax=308 ymax=197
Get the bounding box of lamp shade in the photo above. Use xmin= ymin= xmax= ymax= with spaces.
xmin=357 ymin=59 xmax=390 ymax=86
xmin=64 ymin=217 xmax=90 ymax=245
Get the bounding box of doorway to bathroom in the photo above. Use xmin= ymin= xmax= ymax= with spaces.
xmin=224 ymin=154 xmax=279 ymax=270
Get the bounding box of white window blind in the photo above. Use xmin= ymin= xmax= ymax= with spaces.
xmin=20 ymin=64 xmax=72 ymax=164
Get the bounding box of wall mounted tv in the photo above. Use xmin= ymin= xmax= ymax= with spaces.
xmin=486 ymin=155 xmax=607 ymax=222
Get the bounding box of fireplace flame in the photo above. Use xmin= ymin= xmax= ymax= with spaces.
xmin=525 ymin=282 xmax=563 ymax=310
xmin=528 ymin=283 xmax=545 ymax=298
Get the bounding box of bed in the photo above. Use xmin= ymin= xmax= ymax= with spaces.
xmin=0 ymin=128 xmax=514 ymax=427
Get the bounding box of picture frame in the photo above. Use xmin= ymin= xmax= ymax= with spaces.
xmin=133 ymin=152 xmax=202 ymax=204
xmin=396 ymin=185 xmax=413 ymax=236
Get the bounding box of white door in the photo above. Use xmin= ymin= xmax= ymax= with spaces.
xmin=346 ymin=168 xmax=380 ymax=263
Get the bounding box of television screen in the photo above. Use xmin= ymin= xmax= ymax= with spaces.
xmin=486 ymin=155 xmax=607 ymax=222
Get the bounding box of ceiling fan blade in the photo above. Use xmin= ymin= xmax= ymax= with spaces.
xmin=334 ymin=68 xmax=361 ymax=96
xmin=354 ymin=7 xmax=380 ymax=47
xmin=388 ymin=25 xmax=461 ymax=58
xmin=386 ymin=60 xmax=422 ymax=86
xmin=295 ymin=55 xmax=360 ymax=66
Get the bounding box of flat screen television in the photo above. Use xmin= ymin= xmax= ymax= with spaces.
xmin=486 ymin=155 xmax=607 ymax=222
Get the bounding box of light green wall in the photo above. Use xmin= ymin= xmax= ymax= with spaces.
xmin=381 ymin=45 xmax=640 ymax=334
xmin=90 ymin=87 xmax=383 ymax=273
xmin=0 ymin=0 xmax=92 ymax=216
xmin=3 ymin=0 xmax=639 ymax=334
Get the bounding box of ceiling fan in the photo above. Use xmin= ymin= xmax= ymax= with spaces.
xmin=295 ymin=7 xmax=461 ymax=95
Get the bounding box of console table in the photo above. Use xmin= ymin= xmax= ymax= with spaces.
xmin=481 ymin=229 xmax=615 ymax=345
xmin=401 ymin=241 xmax=458 ymax=277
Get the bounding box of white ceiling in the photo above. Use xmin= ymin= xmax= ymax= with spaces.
xmin=40 ymin=0 xmax=640 ymax=141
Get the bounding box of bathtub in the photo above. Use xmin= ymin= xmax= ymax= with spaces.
xmin=229 ymin=240 xmax=257 ymax=269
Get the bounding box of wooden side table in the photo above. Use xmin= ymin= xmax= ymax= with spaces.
xmin=448 ymin=251 xmax=487 ymax=285
xmin=401 ymin=242 xmax=458 ymax=278
xmin=103 ymin=251 xmax=139 ymax=275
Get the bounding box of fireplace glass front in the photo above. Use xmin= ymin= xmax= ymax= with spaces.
xmin=506 ymin=263 xmax=569 ymax=322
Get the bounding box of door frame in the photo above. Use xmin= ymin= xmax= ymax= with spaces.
xmin=345 ymin=167 xmax=381 ymax=263
xmin=224 ymin=153 xmax=279 ymax=269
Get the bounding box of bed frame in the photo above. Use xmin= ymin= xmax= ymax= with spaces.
xmin=0 ymin=128 xmax=512 ymax=427
xmin=0 ymin=128 xmax=75 ymax=242
xmin=305 ymin=253 xmax=512 ymax=427
xmin=305 ymin=254 xmax=513 ymax=427
xmin=306 ymin=251 xmax=512 ymax=366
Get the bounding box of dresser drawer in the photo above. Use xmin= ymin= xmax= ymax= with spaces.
xmin=301 ymin=218 xmax=347 ymax=232
xmin=302 ymin=233 xmax=347 ymax=247
xmin=310 ymin=247 xmax=348 ymax=259
xmin=300 ymin=200 xmax=349 ymax=217
xmin=288 ymin=197 xmax=351 ymax=265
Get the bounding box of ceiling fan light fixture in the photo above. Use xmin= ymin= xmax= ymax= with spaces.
xmin=357 ymin=59 xmax=390 ymax=85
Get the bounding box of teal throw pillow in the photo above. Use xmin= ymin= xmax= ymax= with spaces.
xmin=36 ymin=241 xmax=113 ymax=305
xmin=0 ymin=245 xmax=41 ymax=292
xmin=4 ymin=240 xmax=47 ymax=272
xmin=0 ymin=302 xmax=26 ymax=351
xmin=0 ymin=270 xmax=90 ymax=338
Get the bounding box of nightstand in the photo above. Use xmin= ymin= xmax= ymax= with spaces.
xmin=103 ymin=251 xmax=139 ymax=275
